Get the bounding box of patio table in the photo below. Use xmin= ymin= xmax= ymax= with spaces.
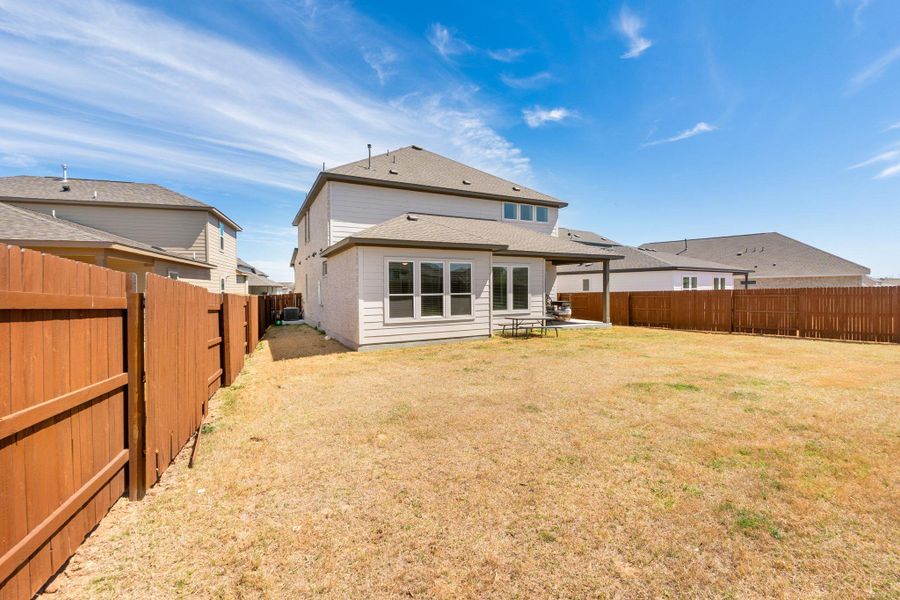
xmin=505 ymin=315 xmax=556 ymax=337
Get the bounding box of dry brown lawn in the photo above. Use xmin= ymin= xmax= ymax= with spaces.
xmin=46 ymin=326 xmax=899 ymax=599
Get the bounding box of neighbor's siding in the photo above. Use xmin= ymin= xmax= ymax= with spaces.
xmin=6 ymin=202 xmax=207 ymax=259
xmin=329 ymin=182 xmax=559 ymax=244
xmin=199 ymin=215 xmax=241 ymax=293
xmin=358 ymin=246 xmax=493 ymax=347
xmin=557 ymin=270 xmax=736 ymax=293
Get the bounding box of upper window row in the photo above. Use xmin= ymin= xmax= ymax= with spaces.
xmin=503 ymin=202 xmax=549 ymax=223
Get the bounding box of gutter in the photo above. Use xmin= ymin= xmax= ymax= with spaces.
xmin=321 ymin=236 xmax=506 ymax=258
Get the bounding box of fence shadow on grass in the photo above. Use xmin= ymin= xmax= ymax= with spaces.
xmin=264 ymin=324 xmax=351 ymax=360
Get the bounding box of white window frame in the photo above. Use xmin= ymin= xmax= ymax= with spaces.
xmin=167 ymin=270 xmax=179 ymax=280
xmin=713 ymin=276 xmax=727 ymax=290
xmin=383 ymin=258 xmax=475 ymax=324
xmin=682 ymin=276 xmax=698 ymax=290
xmin=492 ymin=263 xmax=531 ymax=315
xmin=518 ymin=204 xmax=534 ymax=222
xmin=419 ymin=261 xmax=445 ymax=320
xmin=502 ymin=202 xmax=518 ymax=221
xmin=219 ymin=221 xmax=225 ymax=252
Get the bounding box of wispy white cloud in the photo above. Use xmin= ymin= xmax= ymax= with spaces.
xmin=0 ymin=0 xmax=533 ymax=189
xmin=643 ymin=122 xmax=717 ymax=146
xmin=849 ymin=149 xmax=900 ymax=178
xmin=0 ymin=153 xmax=37 ymax=168
xmin=500 ymin=71 xmax=553 ymax=89
xmin=847 ymin=44 xmax=900 ymax=92
xmin=615 ymin=7 xmax=652 ymax=59
xmin=522 ymin=106 xmax=575 ymax=128
xmin=884 ymin=121 xmax=900 ymax=132
xmin=427 ymin=23 xmax=473 ymax=59
xmin=836 ymin=0 xmax=872 ymax=31
xmin=362 ymin=46 xmax=398 ymax=84
xmin=487 ymin=48 xmax=529 ymax=62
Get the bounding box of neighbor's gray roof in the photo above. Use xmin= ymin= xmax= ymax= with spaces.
xmin=247 ymin=272 xmax=284 ymax=289
xmin=558 ymin=244 xmax=751 ymax=274
xmin=641 ymin=232 xmax=869 ymax=278
xmin=0 ymin=176 xmax=241 ymax=230
xmin=0 ymin=202 xmax=211 ymax=267
xmin=559 ymin=227 xmax=620 ymax=246
xmin=322 ymin=213 xmax=624 ymax=262
xmin=293 ymin=145 xmax=566 ymax=225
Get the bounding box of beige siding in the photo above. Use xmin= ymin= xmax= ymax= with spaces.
xmin=358 ymin=246 xmax=492 ymax=347
xmin=294 ymin=183 xmax=331 ymax=325
xmin=7 ymin=201 xmax=207 ymax=259
xmin=203 ymin=215 xmax=242 ymax=293
xmin=329 ymin=182 xmax=559 ymax=244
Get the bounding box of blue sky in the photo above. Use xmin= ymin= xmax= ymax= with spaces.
xmin=0 ymin=0 xmax=898 ymax=279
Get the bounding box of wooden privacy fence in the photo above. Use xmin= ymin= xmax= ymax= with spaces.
xmin=558 ymin=287 xmax=900 ymax=343
xmin=0 ymin=245 xmax=263 ymax=599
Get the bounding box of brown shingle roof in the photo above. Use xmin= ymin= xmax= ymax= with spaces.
xmin=559 ymin=244 xmax=750 ymax=273
xmin=558 ymin=227 xmax=620 ymax=246
xmin=0 ymin=176 xmax=241 ymax=230
xmin=322 ymin=213 xmax=624 ymax=262
xmin=293 ymin=146 xmax=566 ymax=225
xmin=0 ymin=202 xmax=211 ymax=267
xmin=641 ymin=233 xmax=869 ymax=278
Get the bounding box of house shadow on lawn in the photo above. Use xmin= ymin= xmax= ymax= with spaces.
xmin=264 ymin=324 xmax=350 ymax=361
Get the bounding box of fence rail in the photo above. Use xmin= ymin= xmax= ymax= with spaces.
xmin=0 ymin=244 xmax=280 ymax=599
xmin=558 ymin=287 xmax=900 ymax=343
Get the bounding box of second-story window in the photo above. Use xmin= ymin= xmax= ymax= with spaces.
xmin=503 ymin=202 xmax=550 ymax=223
xmin=503 ymin=202 xmax=517 ymax=220
xmin=519 ymin=204 xmax=533 ymax=221
xmin=304 ymin=215 xmax=311 ymax=244
xmin=219 ymin=221 xmax=225 ymax=251
xmin=536 ymin=206 xmax=549 ymax=223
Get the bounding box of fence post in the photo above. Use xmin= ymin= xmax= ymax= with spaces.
xmin=126 ymin=275 xmax=146 ymax=501
xmin=222 ymin=294 xmax=233 ymax=386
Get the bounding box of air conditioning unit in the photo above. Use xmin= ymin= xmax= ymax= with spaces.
xmin=282 ymin=306 xmax=301 ymax=321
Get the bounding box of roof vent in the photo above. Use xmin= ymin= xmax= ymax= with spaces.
xmin=407 ymin=214 xmax=419 ymax=221
xmin=462 ymin=179 xmax=472 ymax=185
xmin=389 ymin=169 xmax=398 ymax=175
xmin=93 ymin=190 xmax=98 ymax=199
xmin=61 ymin=184 xmax=70 ymax=192
xmin=512 ymin=186 xmax=521 ymax=191
xmin=411 ymin=145 xmax=423 ymax=150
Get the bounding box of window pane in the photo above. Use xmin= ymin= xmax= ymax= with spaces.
xmin=536 ymin=206 xmax=549 ymax=222
xmin=691 ymin=277 xmax=698 ymax=289
xmin=450 ymin=295 xmax=472 ymax=316
xmin=420 ymin=262 xmax=443 ymax=294
xmin=582 ymin=278 xmax=589 ymax=291
xmin=683 ymin=277 xmax=689 ymax=289
xmin=503 ymin=203 xmax=517 ymax=219
xmin=512 ymin=267 xmax=529 ymax=310
xmin=492 ymin=267 xmax=507 ymax=311
xmin=519 ymin=204 xmax=533 ymax=221
xmin=421 ymin=295 xmax=444 ymax=317
xmin=450 ymin=263 xmax=471 ymax=294
xmin=389 ymin=261 xmax=413 ymax=294
xmin=389 ymin=296 xmax=414 ymax=319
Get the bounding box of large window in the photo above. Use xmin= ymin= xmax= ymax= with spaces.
xmin=536 ymin=206 xmax=549 ymax=223
xmin=492 ymin=265 xmax=529 ymax=313
xmin=388 ymin=261 xmax=414 ymax=319
xmin=713 ymin=276 xmax=726 ymax=290
xmin=386 ymin=259 xmax=473 ymax=322
xmin=682 ymin=276 xmax=698 ymax=290
xmin=502 ymin=202 xmax=551 ymax=224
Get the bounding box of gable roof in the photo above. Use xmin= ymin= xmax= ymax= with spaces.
xmin=558 ymin=244 xmax=750 ymax=274
xmin=0 ymin=176 xmax=241 ymax=230
xmin=641 ymin=232 xmax=869 ymax=278
xmin=293 ymin=146 xmax=566 ymax=226
xmin=321 ymin=213 xmax=624 ymax=263
xmin=558 ymin=227 xmax=620 ymax=246
xmin=0 ymin=202 xmax=211 ymax=268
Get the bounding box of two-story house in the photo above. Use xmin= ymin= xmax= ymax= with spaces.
xmin=292 ymin=146 xmax=622 ymax=350
xmin=0 ymin=175 xmax=242 ymax=293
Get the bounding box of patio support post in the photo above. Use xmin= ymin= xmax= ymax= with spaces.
xmin=602 ymin=259 xmax=611 ymax=324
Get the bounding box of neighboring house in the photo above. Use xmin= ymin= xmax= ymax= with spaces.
xmin=874 ymin=277 xmax=900 ymax=287
xmin=0 ymin=175 xmax=242 ymax=293
xmin=292 ymin=145 xmax=622 ymax=350
xmin=237 ymin=258 xmax=290 ymax=295
xmin=642 ymin=232 xmax=871 ymax=288
xmin=556 ymin=227 xmax=751 ymax=292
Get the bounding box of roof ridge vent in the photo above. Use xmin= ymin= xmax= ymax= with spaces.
xmin=512 ymin=186 xmax=521 ymax=191
xmin=462 ymin=179 xmax=472 ymax=185
xmin=389 ymin=168 xmax=398 ymax=175
xmin=411 ymin=145 xmax=423 ymax=150
xmin=406 ymin=214 xmax=419 ymax=221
